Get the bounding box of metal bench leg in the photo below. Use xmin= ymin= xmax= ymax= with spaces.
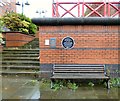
xmin=51 ymin=80 xmax=53 ymax=89
xmin=107 ymin=79 xmax=110 ymax=89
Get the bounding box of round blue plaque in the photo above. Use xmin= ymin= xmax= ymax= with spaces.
xmin=62 ymin=37 xmax=74 ymax=49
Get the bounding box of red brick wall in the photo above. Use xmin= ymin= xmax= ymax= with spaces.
xmin=39 ymin=25 xmax=119 ymax=64
xmin=4 ymin=32 xmax=35 ymax=47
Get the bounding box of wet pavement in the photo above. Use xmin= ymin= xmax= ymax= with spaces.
xmin=0 ymin=52 xmax=2 ymax=101
xmin=1 ymin=74 xmax=119 ymax=100
xmin=40 ymin=80 xmax=119 ymax=100
xmin=0 ymin=74 xmax=2 ymax=101
xmin=1 ymin=75 xmax=40 ymax=100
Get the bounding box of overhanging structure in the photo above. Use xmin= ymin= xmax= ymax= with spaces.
xmin=52 ymin=0 xmax=120 ymax=17
xmin=32 ymin=17 xmax=120 ymax=26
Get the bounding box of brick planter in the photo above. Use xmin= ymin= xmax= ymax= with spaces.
xmin=2 ymin=32 xmax=35 ymax=47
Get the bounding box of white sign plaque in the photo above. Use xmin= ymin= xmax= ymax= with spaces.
xmin=45 ymin=39 xmax=49 ymax=45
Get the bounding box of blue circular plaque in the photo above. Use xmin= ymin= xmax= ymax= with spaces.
xmin=62 ymin=37 xmax=74 ymax=49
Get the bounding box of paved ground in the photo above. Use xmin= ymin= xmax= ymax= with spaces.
xmin=1 ymin=74 xmax=119 ymax=100
xmin=40 ymin=80 xmax=119 ymax=99
xmin=0 ymin=52 xmax=2 ymax=101
xmin=0 ymin=74 xmax=2 ymax=101
xmin=1 ymin=75 xmax=40 ymax=100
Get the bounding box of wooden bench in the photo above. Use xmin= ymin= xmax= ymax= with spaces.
xmin=50 ymin=64 xmax=110 ymax=89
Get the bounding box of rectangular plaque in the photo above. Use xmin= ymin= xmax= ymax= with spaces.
xmin=50 ymin=38 xmax=56 ymax=48
xmin=45 ymin=39 xmax=49 ymax=45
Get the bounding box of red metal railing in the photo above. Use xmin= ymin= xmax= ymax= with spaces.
xmin=52 ymin=1 xmax=120 ymax=17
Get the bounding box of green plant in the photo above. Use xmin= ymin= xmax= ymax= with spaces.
xmin=25 ymin=80 xmax=38 ymax=86
xmin=106 ymin=68 xmax=110 ymax=77
xmin=115 ymin=70 xmax=120 ymax=74
xmin=0 ymin=18 xmax=5 ymax=44
xmin=88 ymin=82 xmax=94 ymax=87
xmin=53 ymin=83 xmax=61 ymax=91
xmin=52 ymin=80 xmax=64 ymax=91
xmin=0 ymin=33 xmax=4 ymax=44
xmin=52 ymin=80 xmax=79 ymax=91
xmin=110 ymin=78 xmax=120 ymax=88
xmin=29 ymin=23 xmax=38 ymax=35
xmin=41 ymin=78 xmax=51 ymax=83
xmin=0 ymin=18 xmax=4 ymax=33
xmin=67 ymin=81 xmax=78 ymax=90
xmin=2 ymin=12 xmax=37 ymax=34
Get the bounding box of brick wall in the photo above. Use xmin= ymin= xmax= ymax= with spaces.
xmin=39 ymin=25 xmax=119 ymax=65
xmin=3 ymin=32 xmax=35 ymax=47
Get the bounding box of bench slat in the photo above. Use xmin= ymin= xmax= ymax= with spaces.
xmin=53 ymin=73 xmax=104 ymax=75
xmin=55 ymin=65 xmax=104 ymax=67
xmin=54 ymin=68 xmax=104 ymax=70
xmin=51 ymin=75 xmax=109 ymax=79
xmin=54 ymin=67 xmax=104 ymax=68
xmin=54 ymin=69 xmax=104 ymax=71
xmin=54 ymin=71 xmax=104 ymax=73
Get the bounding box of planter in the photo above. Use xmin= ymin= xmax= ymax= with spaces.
xmin=2 ymin=31 xmax=35 ymax=47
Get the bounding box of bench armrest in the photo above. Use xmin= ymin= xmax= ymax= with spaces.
xmin=104 ymin=67 xmax=110 ymax=77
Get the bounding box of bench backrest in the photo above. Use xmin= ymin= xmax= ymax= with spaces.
xmin=53 ymin=64 xmax=106 ymax=75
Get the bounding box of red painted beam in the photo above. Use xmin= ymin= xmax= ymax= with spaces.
xmin=78 ymin=0 xmax=80 ymax=17
xmin=52 ymin=1 xmax=120 ymax=18
xmin=59 ymin=4 xmax=77 ymax=17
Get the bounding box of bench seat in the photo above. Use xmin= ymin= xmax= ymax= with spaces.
xmin=51 ymin=74 xmax=109 ymax=79
xmin=50 ymin=64 xmax=110 ymax=89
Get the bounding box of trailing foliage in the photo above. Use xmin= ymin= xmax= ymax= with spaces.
xmin=2 ymin=12 xmax=37 ymax=34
